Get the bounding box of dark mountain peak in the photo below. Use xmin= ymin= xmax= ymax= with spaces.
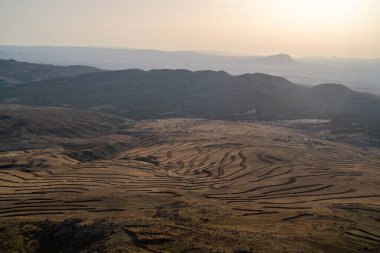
xmin=235 ymin=72 xmax=294 ymax=86
xmin=311 ymin=83 xmax=353 ymax=94
xmin=194 ymin=70 xmax=230 ymax=76
xmin=309 ymin=83 xmax=361 ymax=105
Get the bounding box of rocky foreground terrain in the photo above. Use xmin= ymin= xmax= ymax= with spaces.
xmin=0 ymin=105 xmax=379 ymax=252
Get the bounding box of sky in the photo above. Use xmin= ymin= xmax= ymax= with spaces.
xmin=0 ymin=0 xmax=379 ymax=58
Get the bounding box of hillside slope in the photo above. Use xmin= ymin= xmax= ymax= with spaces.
xmin=0 ymin=106 xmax=379 ymax=252
xmin=0 ymin=69 xmax=379 ymax=120
xmin=0 ymin=59 xmax=102 ymax=86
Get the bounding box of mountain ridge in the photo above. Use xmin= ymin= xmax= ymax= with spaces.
xmin=0 ymin=58 xmax=102 ymax=86
xmin=1 ymin=66 xmax=378 ymax=121
xmin=1 ymin=45 xmax=380 ymax=97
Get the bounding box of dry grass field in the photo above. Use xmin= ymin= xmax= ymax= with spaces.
xmin=0 ymin=106 xmax=379 ymax=252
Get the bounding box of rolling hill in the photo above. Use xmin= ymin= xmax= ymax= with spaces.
xmin=0 ymin=59 xmax=101 ymax=86
xmin=0 ymin=105 xmax=379 ymax=252
xmin=0 ymin=68 xmax=379 ymax=121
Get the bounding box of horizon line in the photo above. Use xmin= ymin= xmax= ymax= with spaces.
xmin=1 ymin=44 xmax=379 ymax=60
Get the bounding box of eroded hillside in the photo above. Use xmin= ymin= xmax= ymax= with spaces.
xmin=0 ymin=106 xmax=379 ymax=252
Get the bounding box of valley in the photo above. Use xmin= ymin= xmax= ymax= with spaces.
xmin=1 ymin=105 xmax=379 ymax=252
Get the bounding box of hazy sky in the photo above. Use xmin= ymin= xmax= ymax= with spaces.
xmin=1 ymin=0 xmax=379 ymax=57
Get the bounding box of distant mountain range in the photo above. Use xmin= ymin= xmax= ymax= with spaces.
xmin=0 ymin=60 xmax=379 ymax=121
xmin=1 ymin=45 xmax=379 ymax=95
xmin=0 ymin=59 xmax=101 ymax=86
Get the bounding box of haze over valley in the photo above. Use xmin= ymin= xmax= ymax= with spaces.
xmin=1 ymin=45 xmax=379 ymax=95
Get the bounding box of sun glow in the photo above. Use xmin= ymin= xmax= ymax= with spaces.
xmin=0 ymin=0 xmax=379 ymax=57
xmin=260 ymin=0 xmax=361 ymax=26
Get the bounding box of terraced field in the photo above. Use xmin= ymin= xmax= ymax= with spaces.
xmin=1 ymin=112 xmax=380 ymax=252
